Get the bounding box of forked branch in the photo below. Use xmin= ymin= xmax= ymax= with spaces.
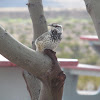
xmin=0 ymin=26 xmax=52 ymax=77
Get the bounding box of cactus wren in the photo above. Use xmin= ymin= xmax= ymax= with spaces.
xmin=35 ymin=23 xmax=62 ymax=52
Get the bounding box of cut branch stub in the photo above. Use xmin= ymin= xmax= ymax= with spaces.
xmin=39 ymin=49 xmax=66 ymax=100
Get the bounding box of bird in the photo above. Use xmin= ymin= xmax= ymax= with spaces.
xmin=35 ymin=23 xmax=63 ymax=52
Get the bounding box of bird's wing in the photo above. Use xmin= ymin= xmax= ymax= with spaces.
xmin=35 ymin=32 xmax=49 ymax=51
xmin=37 ymin=32 xmax=48 ymax=41
xmin=35 ymin=32 xmax=48 ymax=44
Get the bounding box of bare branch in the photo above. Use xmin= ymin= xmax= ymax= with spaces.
xmin=0 ymin=26 xmax=52 ymax=78
xmin=84 ymin=0 xmax=100 ymax=39
xmin=27 ymin=0 xmax=48 ymax=49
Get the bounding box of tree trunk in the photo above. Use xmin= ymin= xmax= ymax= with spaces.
xmin=84 ymin=0 xmax=100 ymax=39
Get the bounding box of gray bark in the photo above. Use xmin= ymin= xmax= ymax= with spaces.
xmin=84 ymin=0 xmax=100 ymax=39
xmin=28 ymin=0 xmax=48 ymax=49
xmin=0 ymin=26 xmax=52 ymax=76
xmin=24 ymin=0 xmax=48 ymax=99
xmin=23 ymin=71 xmax=41 ymax=100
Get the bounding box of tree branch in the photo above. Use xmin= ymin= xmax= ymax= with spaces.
xmin=0 ymin=26 xmax=52 ymax=78
xmin=27 ymin=0 xmax=48 ymax=49
xmin=84 ymin=0 xmax=100 ymax=39
xmin=0 ymin=26 xmax=66 ymax=100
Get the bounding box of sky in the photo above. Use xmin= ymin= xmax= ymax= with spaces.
xmin=0 ymin=0 xmax=86 ymax=9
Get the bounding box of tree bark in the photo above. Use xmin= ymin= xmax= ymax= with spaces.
xmin=0 ymin=26 xmax=52 ymax=76
xmin=28 ymin=0 xmax=48 ymax=49
xmin=84 ymin=0 xmax=100 ymax=39
xmin=24 ymin=0 xmax=48 ymax=99
xmin=23 ymin=71 xmax=41 ymax=100
xmin=38 ymin=49 xmax=66 ymax=100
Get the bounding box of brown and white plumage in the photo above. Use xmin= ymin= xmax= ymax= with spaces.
xmin=35 ymin=23 xmax=62 ymax=52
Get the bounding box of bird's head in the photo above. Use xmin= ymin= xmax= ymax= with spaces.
xmin=48 ymin=23 xmax=62 ymax=41
xmin=48 ymin=23 xmax=63 ymax=33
